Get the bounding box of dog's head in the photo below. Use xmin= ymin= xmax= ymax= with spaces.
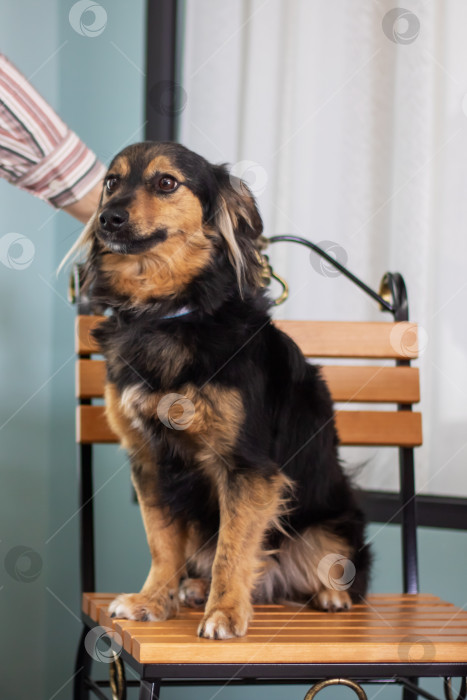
xmin=68 ymin=142 xmax=264 ymax=310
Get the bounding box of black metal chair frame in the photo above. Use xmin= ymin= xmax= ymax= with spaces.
xmin=72 ymin=237 xmax=467 ymax=700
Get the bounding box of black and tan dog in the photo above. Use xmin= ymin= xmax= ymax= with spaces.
xmin=70 ymin=141 xmax=371 ymax=639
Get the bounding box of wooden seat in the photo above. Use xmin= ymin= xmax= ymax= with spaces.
xmin=83 ymin=593 xmax=467 ymax=664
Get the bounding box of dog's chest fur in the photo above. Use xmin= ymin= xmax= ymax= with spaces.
xmin=93 ymin=313 xmax=246 ymax=468
xmin=94 ymin=313 xmax=191 ymax=390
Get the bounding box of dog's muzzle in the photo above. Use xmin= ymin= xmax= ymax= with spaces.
xmin=99 ymin=207 xmax=129 ymax=233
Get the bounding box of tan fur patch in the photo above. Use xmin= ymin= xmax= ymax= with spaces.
xmin=136 ymin=490 xmax=187 ymax=595
xmin=209 ymin=196 xmax=244 ymax=280
xmin=142 ymin=156 xmax=184 ymax=182
xmin=183 ymin=384 xmax=244 ymax=458
xmin=125 ymin=184 xmax=202 ymax=240
xmin=110 ymin=155 xmax=130 ymax=178
xmin=100 ymin=227 xmax=212 ymax=303
xmin=116 ymin=382 xmax=245 ymax=457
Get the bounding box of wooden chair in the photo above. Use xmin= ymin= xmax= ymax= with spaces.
xmin=71 ymin=249 xmax=467 ymax=700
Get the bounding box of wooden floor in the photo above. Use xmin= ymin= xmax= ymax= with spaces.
xmin=83 ymin=593 xmax=467 ymax=664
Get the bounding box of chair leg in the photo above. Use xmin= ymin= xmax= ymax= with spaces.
xmin=403 ymin=679 xmax=419 ymax=700
xmin=139 ymin=680 xmax=161 ymax=700
xmin=73 ymin=625 xmax=92 ymax=700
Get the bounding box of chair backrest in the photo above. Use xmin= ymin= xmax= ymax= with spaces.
xmin=75 ymin=316 xmax=422 ymax=448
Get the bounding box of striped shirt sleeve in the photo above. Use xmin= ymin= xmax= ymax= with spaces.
xmin=0 ymin=54 xmax=106 ymax=208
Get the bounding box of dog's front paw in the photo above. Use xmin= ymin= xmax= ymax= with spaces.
xmin=197 ymin=604 xmax=252 ymax=639
xmin=108 ymin=592 xmax=177 ymax=621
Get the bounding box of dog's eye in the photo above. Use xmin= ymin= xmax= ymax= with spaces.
xmin=158 ymin=175 xmax=178 ymax=192
xmin=105 ymin=176 xmax=119 ymax=193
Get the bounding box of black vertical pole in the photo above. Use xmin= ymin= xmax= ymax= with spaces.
xmin=388 ymin=273 xmax=419 ymax=700
xmin=145 ymin=0 xmax=180 ymax=142
xmin=387 ymin=273 xmax=419 ymax=596
xmin=74 ymin=262 xmax=95 ymax=700
xmin=399 ymin=446 xmax=419 ymax=595
xmin=79 ymin=442 xmax=95 ymax=594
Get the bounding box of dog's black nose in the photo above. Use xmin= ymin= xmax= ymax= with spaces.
xmin=99 ymin=208 xmax=129 ymax=232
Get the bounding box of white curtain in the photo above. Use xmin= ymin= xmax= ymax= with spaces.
xmin=179 ymin=0 xmax=467 ymax=496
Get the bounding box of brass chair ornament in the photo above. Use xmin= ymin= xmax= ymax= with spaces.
xmin=258 ymin=250 xmax=289 ymax=305
xmin=304 ymin=678 xmax=368 ymax=700
xmin=109 ymin=651 xmax=126 ymax=700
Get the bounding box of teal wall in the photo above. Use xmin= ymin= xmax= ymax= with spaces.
xmin=0 ymin=3 xmax=466 ymax=700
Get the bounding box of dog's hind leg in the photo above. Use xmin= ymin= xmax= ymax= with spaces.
xmin=263 ymin=525 xmax=360 ymax=611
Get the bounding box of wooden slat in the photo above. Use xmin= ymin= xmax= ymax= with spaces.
xmin=133 ymin=638 xmax=467 ymax=664
xmin=76 ymin=316 xmax=420 ymax=360
xmin=76 ymin=315 xmax=105 ymax=354
xmin=76 ymin=361 xmax=420 ymax=405
xmin=76 ymin=405 xmax=422 ymax=447
xmin=77 ymin=405 xmax=116 ymax=444
xmin=76 ymin=360 xmax=106 ymax=399
xmin=335 ymin=410 xmax=422 ymax=447
xmin=275 ymin=320 xmax=419 ymax=359
xmin=321 ymin=366 xmax=420 ymax=403
xmin=82 ymin=592 xmax=117 ymax=616
xmin=81 ymin=593 xmax=467 ymax=664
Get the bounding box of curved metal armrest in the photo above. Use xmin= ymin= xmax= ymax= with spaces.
xmin=265 ymin=235 xmax=409 ymax=322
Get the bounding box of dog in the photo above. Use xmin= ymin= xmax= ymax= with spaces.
xmin=69 ymin=141 xmax=371 ymax=640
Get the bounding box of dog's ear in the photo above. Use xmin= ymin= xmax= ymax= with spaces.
xmin=211 ymin=164 xmax=263 ymax=239
xmin=210 ymin=165 xmax=263 ymax=289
